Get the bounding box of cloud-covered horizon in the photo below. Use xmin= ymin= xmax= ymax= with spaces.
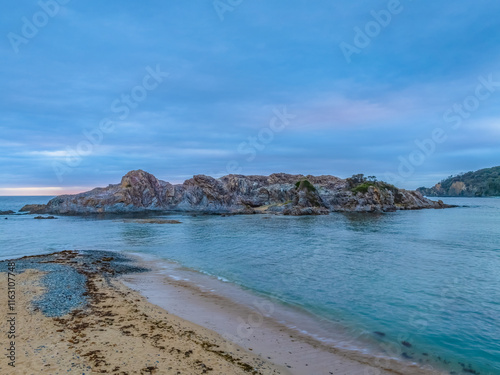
xmin=1 ymin=0 xmax=499 ymax=195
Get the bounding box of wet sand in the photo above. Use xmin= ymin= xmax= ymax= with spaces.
xmin=121 ymin=256 xmax=446 ymax=375
xmin=0 ymin=251 xmax=445 ymax=374
xmin=0 ymin=251 xmax=288 ymax=374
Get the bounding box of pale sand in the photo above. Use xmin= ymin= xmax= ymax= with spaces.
xmin=0 ymin=266 xmax=288 ymax=374
xmin=121 ymin=257 xmax=447 ymax=375
xmin=0 ymin=252 xmax=446 ymax=375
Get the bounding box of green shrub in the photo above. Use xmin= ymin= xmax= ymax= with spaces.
xmin=379 ymin=182 xmax=399 ymax=194
xmin=295 ymin=179 xmax=316 ymax=192
xmin=351 ymin=182 xmax=376 ymax=194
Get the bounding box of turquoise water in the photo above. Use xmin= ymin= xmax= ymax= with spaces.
xmin=1 ymin=196 xmax=499 ymax=374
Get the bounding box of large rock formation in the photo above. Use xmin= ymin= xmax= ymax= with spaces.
xmin=24 ymin=170 xmax=451 ymax=215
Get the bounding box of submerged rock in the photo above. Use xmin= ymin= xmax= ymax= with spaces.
xmin=123 ymin=219 xmax=182 ymax=224
xmin=401 ymin=341 xmax=412 ymax=348
xmin=22 ymin=170 xmax=454 ymax=216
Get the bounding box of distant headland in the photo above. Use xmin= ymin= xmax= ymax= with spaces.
xmin=417 ymin=166 xmax=500 ymax=197
xmin=20 ymin=170 xmax=451 ymax=215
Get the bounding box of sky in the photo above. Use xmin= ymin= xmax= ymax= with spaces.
xmin=1 ymin=0 xmax=500 ymax=195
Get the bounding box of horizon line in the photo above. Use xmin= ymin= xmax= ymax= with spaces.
xmin=0 ymin=187 xmax=90 ymax=196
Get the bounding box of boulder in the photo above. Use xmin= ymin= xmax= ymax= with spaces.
xmin=20 ymin=204 xmax=47 ymax=214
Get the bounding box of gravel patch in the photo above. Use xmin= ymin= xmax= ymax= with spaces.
xmin=0 ymin=250 xmax=149 ymax=317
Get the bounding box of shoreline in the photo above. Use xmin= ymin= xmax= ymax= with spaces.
xmin=1 ymin=199 xmax=497 ymax=374
xmin=121 ymin=253 xmax=446 ymax=375
xmin=0 ymin=251 xmax=289 ymax=374
xmin=0 ymin=250 xmax=446 ymax=374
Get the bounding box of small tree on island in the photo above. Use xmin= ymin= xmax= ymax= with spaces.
xmin=347 ymin=174 xmax=367 ymax=186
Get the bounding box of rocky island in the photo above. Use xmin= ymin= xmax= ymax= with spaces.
xmin=21 ymin=170 xmax=451 ymax=215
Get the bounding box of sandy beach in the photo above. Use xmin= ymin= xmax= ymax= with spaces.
xmin=0 ymin=251 xmax=445 ymax=375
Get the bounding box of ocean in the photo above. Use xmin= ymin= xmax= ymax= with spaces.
xmin=1 ymin=196 xmax=499 ymax=374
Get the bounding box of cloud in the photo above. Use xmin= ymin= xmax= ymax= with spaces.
xmin=1 ymin=1 xmax=499 ymax=194
xmin=25 ymin=150 xmax=72 ymax=158
xmin=0 ymin=187 xmax=88 ymax=196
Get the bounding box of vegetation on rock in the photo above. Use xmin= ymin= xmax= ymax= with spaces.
xmin=19 ymin=170 xmax=450 ymax=215
xmin=417 ymin=166 xmax=500 ymax=197
xmin=347 ymin=174 xmax=399 ymax=195
xmin=294 ymin=179 xmax=316 ymax=192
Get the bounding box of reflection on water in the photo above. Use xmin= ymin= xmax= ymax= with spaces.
xmin=0 ymin=197 xmax=499 ymax=373
xmin=341 ymin=212 xmax=388 ymax=233
xmin=121 ymin=224 xmax=158 ymax=245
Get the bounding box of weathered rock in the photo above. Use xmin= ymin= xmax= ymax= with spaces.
xmin=0 ymin=210 xmax=15 ymax=215
xmin=20 ymin=204 xmax=47 ymax=214
xmin=23 ymin=170 xmax=453 ymax=216
xmin=34 ymin=216 xmax=57 ymax=220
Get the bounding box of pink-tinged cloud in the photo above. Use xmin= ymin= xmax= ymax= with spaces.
xmin=0 ymin=187 xmax=91 ymax=196
xmin=292 ymin=94 xmax=423 ymax=130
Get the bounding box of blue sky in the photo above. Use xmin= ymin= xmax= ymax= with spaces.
xmin=1 ymin=0 xmax=500 ymax=195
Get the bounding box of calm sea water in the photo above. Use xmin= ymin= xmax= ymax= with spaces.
xmin=1 ymin=196 xmax=499 ymax=374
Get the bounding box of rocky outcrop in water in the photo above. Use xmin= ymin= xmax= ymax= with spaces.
xmin=25 ymin=170 xmax=451 ymax=215
xmin=19 ymin=204 xmax=48 ymax=214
